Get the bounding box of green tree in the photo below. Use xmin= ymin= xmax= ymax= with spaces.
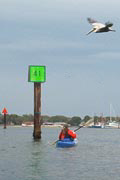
xmin=69 ymin=116 xmax=81 ymax=126
xmin=94 ymin=116 xmax=99 ymax=125
xmin=7 ymin=114 xmax=22 ymax=125
xmin=22 ymin=114 xmax=34 ymax=122
xmin=42 ymin=115 xmax=50 ymax=122
xmin=48 ymin=115 xmax=69 ymax=123
xmin=83 ymin=115 xmax=91 ymax=123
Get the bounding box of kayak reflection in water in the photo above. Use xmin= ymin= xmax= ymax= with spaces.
xmin=59 ymin=124 xmax=76 ymax=141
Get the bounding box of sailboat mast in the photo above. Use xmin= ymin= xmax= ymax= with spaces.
xmin=110 ymin=103 xmax=112 ymax=122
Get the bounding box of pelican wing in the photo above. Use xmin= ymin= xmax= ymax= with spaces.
xmin=105 ymin=21 xmax=113 ymax=27
xmin=87 ymin=18 xmax=98 ymax=24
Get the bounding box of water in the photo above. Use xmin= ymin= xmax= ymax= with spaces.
xmin=0 ymin=126 xmax=120 ymax=180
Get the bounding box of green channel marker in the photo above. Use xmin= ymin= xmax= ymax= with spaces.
xmin=28 ymin=66 xmax=46 ymax=83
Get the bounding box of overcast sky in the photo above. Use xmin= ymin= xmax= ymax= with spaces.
xmin=0 ymin=0 xmax=120 ymax=117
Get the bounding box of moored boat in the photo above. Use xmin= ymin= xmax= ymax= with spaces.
xmin=88 ymin=125 xmax=104 ymax=128
xmin=56 ymin=138 xmax=78 ymax=148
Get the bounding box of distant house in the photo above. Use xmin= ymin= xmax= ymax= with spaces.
xmin=43 ymin=122 xmax=54 ymax=125
xmin=22 ymin=122 xmax=33 ymax=127
xmin=42 ymin=122 xmax=67 ymax=127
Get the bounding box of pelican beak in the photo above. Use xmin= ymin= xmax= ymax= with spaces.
xmin=109 ymin=28 xmax=116 ymax=32
xmin=86 ymin=28 xmax=95 ymax=35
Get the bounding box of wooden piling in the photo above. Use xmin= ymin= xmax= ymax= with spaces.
xmin=33 ymin=82 xmax=42 ymax=139
xmin=4 ymin=114 xmax=7 ymax=129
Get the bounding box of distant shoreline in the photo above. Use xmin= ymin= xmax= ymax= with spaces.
xmin=0 ymin=125 xmax=63 ymax=128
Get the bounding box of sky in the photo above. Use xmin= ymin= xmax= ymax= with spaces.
xmin=0 ymin=0 xmax=120 ymax=118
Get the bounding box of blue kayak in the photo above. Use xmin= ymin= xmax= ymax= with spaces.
xmin=56 ymin=138 xmax=78 ymax=148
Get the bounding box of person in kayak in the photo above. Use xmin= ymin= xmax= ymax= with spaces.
xmin=59 ymin=124 xmax=76 ymax=140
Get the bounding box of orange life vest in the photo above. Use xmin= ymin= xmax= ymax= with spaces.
xmin=59 ymin=129 xmax=76 ymax=140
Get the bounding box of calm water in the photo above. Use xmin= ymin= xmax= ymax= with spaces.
xmin=0 ymin=126 xmax=120 ymax=180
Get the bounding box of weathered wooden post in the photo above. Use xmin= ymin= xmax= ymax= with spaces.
xmin=2 ymin=107 xmax=8 ymax=129
xmin=33 ymin=82 xmax=41 ymax=139
xmin=28 ymin=66 xmax=46 ymax=139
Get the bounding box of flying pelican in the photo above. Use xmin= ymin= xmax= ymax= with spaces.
xmin=86 ymin=18 xmax=116 ymax=35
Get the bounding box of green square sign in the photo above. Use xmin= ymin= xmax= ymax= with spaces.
xmin=28 ymin=66 xmax=46 ymax=83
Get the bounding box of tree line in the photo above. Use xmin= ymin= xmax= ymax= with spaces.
xmin=0 ymin=113 xmax=119 ymax=126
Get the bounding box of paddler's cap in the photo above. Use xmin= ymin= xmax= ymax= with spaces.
xmin=63 ymin=124 xmax=69 ymax=128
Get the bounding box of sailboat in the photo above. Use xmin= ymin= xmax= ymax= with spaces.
xmin=89 ymin=115 xmax=104 ymax=128
xmin=106 ymin=104 xmax=119 ymax=128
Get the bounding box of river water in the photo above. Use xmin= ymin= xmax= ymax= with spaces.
xmin=0 ymin=126 xmax=120 ymax=180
